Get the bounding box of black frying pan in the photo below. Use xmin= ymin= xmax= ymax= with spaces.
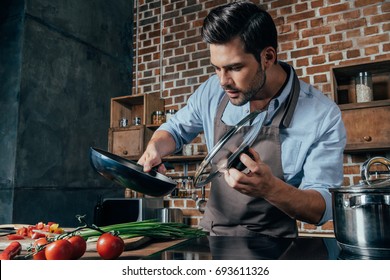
xmin=89 ymin=147 xmax=176 ymax=197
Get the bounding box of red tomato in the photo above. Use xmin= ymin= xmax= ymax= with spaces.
xmin=36 ymin=222 xmax=45 ymax=230
xmin=7 ymin=234 xmax=25 ymax=240
xmin=67 ymin=235 xmax=87 ymax=259
xmin=96 ymin=233 xmax=124 ymax=260
xmin=31 ymin=232 xmax=46 ymax=239
xmin=16 ymin=227 xmax=27 ymax=236
xmin=33 ymin=237 xmax=48 ymax=260
xmin=45 ymin=239 xmax=73 ymax=260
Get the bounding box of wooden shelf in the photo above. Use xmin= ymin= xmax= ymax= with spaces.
xmin=330 ymin=59 xmax=390 ymax=153
xmin=331 ymin=59 xmax=390 ymax=105
xmin=109 ymin=92 xmax=165 ymax=159
xmin=339 ymin=99 xmax=390 ymax=111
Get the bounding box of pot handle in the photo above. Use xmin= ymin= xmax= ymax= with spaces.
xmin=361 ymin=156 xmax=390 ymax=181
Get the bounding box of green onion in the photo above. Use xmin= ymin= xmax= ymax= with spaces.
xmin=76 ymin=219 xmax=206 ymax=240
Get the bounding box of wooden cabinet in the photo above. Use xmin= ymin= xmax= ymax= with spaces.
xmin=331 ymin=59 xmax=390 ymax=153
xmin=109 ymin=127 xmax=144 ymax=158
xmin=340 ymin=101 xmax=390 ymax=152
xmin=108 ymin=92 xmax=164 ymax=159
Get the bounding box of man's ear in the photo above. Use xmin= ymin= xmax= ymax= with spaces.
xmin=263 ymin=47 xmax=275 ymax=61
xmin=261 ymin=47 xmax=277 ymax=66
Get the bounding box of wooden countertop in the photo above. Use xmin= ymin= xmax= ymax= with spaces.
xmin=82 ymin=238 xmax=187 ymax=260
xmin=0 ymin=235 xmax=188 ymax=260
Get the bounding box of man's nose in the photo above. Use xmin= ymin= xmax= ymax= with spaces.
xmin=219 ymin=70 xmax=231 ymax=87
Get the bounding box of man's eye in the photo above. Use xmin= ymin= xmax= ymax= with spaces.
xmin=231 ymin=66 xmax=242 ymax=71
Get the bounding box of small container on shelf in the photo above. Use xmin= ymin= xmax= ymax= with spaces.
xmin=355 ymin=71 xmax=373 ymax=103
xmin=165 ymin=109 xmax=177 ymax=122
xmin=133 ymin=116 xmax=141 ymax=126
xmin=152 ymin=110 xmax=165 ymax=125
xmin=119 ymin=118 xmax=129 ymax=127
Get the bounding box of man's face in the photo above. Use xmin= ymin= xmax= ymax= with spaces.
xmin=210 ymin=37 xmax=266 ymax=106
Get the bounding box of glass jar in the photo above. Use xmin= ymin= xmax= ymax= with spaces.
xmin=165 ymin=109 xmax=177 ymax=122
xmin=119 ymin=118 xmax=128 ymax=127
xmin=152 ymin=111 xmax=165 ymax=125
xmin=355 ymin=72 xmax=373 ymax=103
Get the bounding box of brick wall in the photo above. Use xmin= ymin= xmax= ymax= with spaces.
xmin=132 ymin=0 xmax=390 ymax=234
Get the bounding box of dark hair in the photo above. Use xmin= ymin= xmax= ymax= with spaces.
xmin=201 ymin=1 xmax=278 ymax=63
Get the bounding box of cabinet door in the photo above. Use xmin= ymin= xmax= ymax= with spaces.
xmin=109 ymin=127 xmax=144 ymax=158
xmin=342 ymin=105 xmax=390 ymax=152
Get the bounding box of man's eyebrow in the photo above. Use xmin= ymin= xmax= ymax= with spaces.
xmin=210 ymin=62 xmax=243 ymax=69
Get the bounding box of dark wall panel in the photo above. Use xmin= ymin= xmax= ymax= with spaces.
xmin=0 ymin=0 xmax=133 ymax=226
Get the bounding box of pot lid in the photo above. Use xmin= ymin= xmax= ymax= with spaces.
xmin=194 ymin=110 xmax=267 ymax=187
xmin=330 ymin=157 xmax=390 ymax=193
xmin=90 ymin=147 xmax=176 ymax=197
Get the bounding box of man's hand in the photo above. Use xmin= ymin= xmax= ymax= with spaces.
xmin=222 ymin=148 xmax=326 ymax=224
xmin=137 ymin=130 xmax=176 ymax=173
xmin=137 ymin=145 xmax=165 ymax=173
xmin=222 ymin=148 xmax=277 ymax=198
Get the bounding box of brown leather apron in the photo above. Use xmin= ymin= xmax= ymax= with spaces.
xmin=199 ymin=65 xmax=301 ymax=237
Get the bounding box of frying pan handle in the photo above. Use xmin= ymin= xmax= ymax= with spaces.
xmin=361 ymin=156 xmax=390 ymax=181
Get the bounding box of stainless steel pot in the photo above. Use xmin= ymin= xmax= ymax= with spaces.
xmin=330 ymin=157 xmax=390 ymax=258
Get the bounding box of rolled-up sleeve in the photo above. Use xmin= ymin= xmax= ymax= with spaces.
xmin=299 ymin=99 xmax=346 ymax=225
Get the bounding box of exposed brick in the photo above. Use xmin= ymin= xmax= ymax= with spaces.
xmin=322 ymin=40 xmax=353 ymax=53
xmin=296 ymin=58 xmax=309 ymax=67
xmin=311 ymin=55 xmax=326 ymax=65
xmin=357 ymin=33 xmax=390 ymax=46
xmin=371 ymin=13 xmax=390 ymax=25
xmin=319 ymin=3 xmax=350 ymax=16
xmin=314 ymin=74 xmax=327 ymax=83
xmin=346 ymin=29 xmax=362 ymax=39
xmin=279 ymin=24 xmax=292 ymax=34
xmin=290 ymin=47 xmax=319 ymax=58
xmin=306 ymin=64 xmax=333 ymax=75
xmin=355 ymin=0 xmax=384 ymax=8
xmin=286 ymin=11 xmax=316 ymax=23
xmin=172 ymin=199 xmax=185 ymax=208
xmin=313 ymin=36 xmax=326 ymax=45
xmin=365 ymin=46 xmax=379 ymax=55
xmin=346 ymin=49 xmax=361 ymax=58
xmin=329 ymin=33 xmax=343 ymax=42
xmin=280 ymin=42 xmax=294 ymax=52
xmin=302 ymin=26 xmax=332 ymax=38
xmin=335 ymin=18 xmax=367 ymax=32
xmin=342 ymin=9 xmax=361 ymax=20
xmin=342 ymin=176 xmax=351 ymax=186
xmin=343 ymin=165 xmax=361 ymax=175
xmin=362 ymin=5 xmax=380 ymax=16
xmin=296 ymin=39 xmax=309 ymax=49
xmin=310 ymin=0 xmax=324 ymax=9
xmin=170 ymin=86 xmax=192 ymax=96
xmin=310 ymin=18 xmax=323 ymax=28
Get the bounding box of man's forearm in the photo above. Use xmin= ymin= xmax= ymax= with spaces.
xmin=147 ymin=130 xmax=177 ymax=158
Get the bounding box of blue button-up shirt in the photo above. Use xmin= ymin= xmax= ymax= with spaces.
xmin=158 ymin=65 xmax=346 ymax=225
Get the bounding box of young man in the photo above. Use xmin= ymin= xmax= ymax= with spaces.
xmin=138 ymin=1 xmax=346 ymax=237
